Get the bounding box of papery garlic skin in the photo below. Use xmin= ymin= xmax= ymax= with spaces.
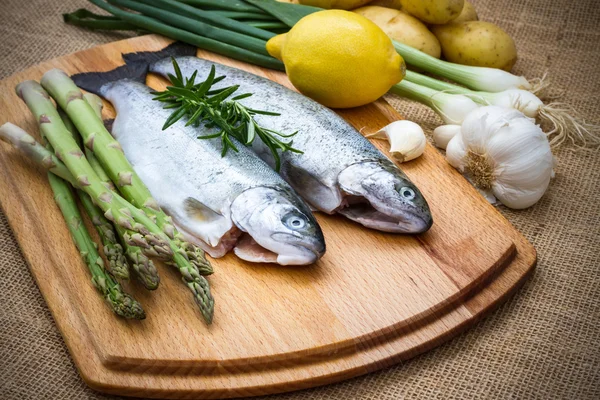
xmin=374 ymin=120 xmax=426 ymax=163
xmin=446 ymin=106 xmax=554 ymax=209
xmin=433 ymin=124 xmax=461 ymax=149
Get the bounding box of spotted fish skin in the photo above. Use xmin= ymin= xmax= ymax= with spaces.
xmin=140 ymin=46 xmax=432 ymax=234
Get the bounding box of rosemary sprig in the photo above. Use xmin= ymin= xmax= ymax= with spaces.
xmin=152 ymin=58 xmax=301 ymax=171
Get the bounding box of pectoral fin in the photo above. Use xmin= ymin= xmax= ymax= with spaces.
xmin=283 ymin=164 xmax=341 ymax=214
xmin=166 ymin=197 xmax=232 ymax=247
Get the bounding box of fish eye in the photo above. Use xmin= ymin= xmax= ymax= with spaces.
xmin=284 ymin=214 xmax=307 ymax=230
xmin=400 ymin=187 xmax=416 ymax=200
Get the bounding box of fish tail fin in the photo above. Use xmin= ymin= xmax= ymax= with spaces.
xmin=122 ymin=41 xmax=197 ymax=66
xmin=71 ymin=61 xmax=149 ymax=97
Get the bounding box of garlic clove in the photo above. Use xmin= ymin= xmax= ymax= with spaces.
xmin=369 ymin=120 xmax=426 ymax=163
xmin=433 ymin=124 xmax=462 ymax=150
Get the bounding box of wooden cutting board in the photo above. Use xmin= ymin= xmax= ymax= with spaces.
xmin=0 ymin=35 xmax=535 ymax=398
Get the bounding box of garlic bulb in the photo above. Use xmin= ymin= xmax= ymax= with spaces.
xmin=445 ymin=106 xmax=554 ymax=209
xmin=433 ymin=124 xmax=461 ymax=150
xmin=368 ymin=120 xmax=426 ymax=162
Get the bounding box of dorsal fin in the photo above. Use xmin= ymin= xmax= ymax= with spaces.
xmin=122 ymin=42 xmax=197 ymax=65
xmin=71 ymin=61 xmax=148 ymax=96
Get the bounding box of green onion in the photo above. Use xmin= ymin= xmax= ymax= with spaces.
xmin=393 ymin=41 xmax=532 ymax=93
xmin=87 ymin=0 xmax=284 ymax=70
xmin=244 ymin=21 xmax=288 ymax=30
xmin=63 ymin=8 xmax=141 ymax=31
xmin=245 ymin=0 xmax=321 ymax=28
xmin=206 ymin=10 xmax=277 ymax=21
xmin=108 ymin=0 xmax=270 ymax=56
xmin=178 ymin=0 xmax=262 ymax=13
xmin=134 ymin=0 xmax=276 ymax=40
xmin=389 ymin=80 xmax=480 ymax=125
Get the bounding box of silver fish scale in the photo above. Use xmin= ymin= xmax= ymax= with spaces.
xmin=150 ymin=57 xmax=401 ymax=189
xmin=99 ymin=79 xmax=299 ymax=214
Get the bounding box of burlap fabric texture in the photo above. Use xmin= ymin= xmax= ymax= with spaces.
xmin=0 ymin=0 xmax=598 ymax=399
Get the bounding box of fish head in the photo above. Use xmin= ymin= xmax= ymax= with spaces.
xmin=231 ymin=187 xmax=325 ymax=265
xmin=336 ymin=161 xmax=433 ymax=234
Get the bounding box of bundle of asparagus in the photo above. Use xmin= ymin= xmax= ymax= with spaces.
xmin=1 ymin=72 xmax=216 ymax=324
xmin=0 ymin=122 xmax=145 ymax=319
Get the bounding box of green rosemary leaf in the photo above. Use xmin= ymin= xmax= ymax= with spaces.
xmin=163 ymin=102 xmax=183 ymax=109
xmin=167 ymin=73 xmax=182 ymax=88
xmin=186 ymin=106 xmax=206 ymax=127
xmin=166 ymin=86 xmax=199 ymax=99
xmin=197 ymin=132 xmax=223 ymax=139
xmin=185 ymin=70 xmax=198 ymax=89
xmin=196 ymin=65 xmax=217 ymax=97
xmin=171 ymin=57 xmax=184 ymax=85
xmin=246 ymin=120 xmax=256 ymax=144
xmin=232 ymin=93 xmax=253 ymax=101
xmin=248 ymin=109 xmax=280 ymax=116
xmin=208 ymin=85 xmax=239 ymax=104
xmin=163 ymin=104 xmax=189 ymax=130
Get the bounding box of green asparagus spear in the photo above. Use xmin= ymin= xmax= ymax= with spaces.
xmin=58 ymin=105 xmax=116 ymax=190
xmin=0 ymin=122 xmax=74 ymax=183
xmin=47 ymin=170 xmax=145 ymax=319
xmin=77 ymin=190 xmax=130 ymax=280
xmin=58 ymin=109 xmax=130 ymax=279
xmin=38 ymin=73 xmax=214 ymax=323
xmin=16 ymin=80 xmax=172 ymax=259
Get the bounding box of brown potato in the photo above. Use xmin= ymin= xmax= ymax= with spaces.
xmin=399 ymin=0 xmax=464 ymax=24
xmin=299 ymin=0 xmax=374 ymax=10
xmin=449 ymin=0 xmax=478 ymax=23
xmin=431 ymin=21 xmax=518 ymax=71
xmin=354 ymin=6 xmax=441 ymax=58
xmin=367 ymin=0 xmax=403 ymax=10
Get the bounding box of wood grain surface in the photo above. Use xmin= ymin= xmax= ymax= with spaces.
xmin=0 ymin=35 xmax=535 ymax=398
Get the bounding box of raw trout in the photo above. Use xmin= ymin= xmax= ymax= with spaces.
xmin=124 ymin=43 xmax=433 ymax=234
xmin=72 ymin=62 xmax=325 ymax=265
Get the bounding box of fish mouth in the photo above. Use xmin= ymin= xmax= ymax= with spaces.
xmin=271 ymin=232 xmax=325 ymax=265
xmin=233 ymin=234 xmax=324 ymax=265
xmin=336 ymin=196 xmax=432 ymax=234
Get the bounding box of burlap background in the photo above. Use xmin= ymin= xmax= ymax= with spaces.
xmin=1 ymin=0 xmax=598 ymax=399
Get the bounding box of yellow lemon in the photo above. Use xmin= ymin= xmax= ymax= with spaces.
xmin=266 ymin=10 xmax=405 ymax=109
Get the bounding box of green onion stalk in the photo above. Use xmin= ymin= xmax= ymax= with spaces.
xmin=108 ymin=0 xmax=270 ymax=56
xmin=389 ymin=79 xmax=480 ymax=125
xmin=87 ymin=0 xmax=283 ymax=70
